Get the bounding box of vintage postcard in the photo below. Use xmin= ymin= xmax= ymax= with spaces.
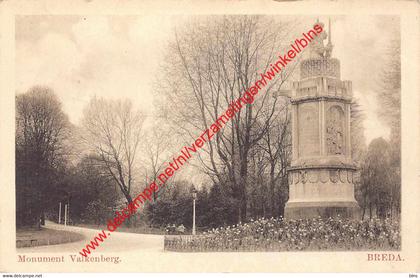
xmin=0 ymin=0 xmax=419 ymax=273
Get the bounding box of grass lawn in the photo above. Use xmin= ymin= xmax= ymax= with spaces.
xmin=16 ymin=227 xmax=85 ymax=248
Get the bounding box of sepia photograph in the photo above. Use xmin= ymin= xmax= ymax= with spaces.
xmin=0 ymin=0 xmax=418 ymax=274
xmin=14 ymin=14 xmax=401 ymax=253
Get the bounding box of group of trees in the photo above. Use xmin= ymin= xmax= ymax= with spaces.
xmin=16 ymin=87 xmax=71 ymax=227
xmin=146 ymin=179 xmax=238 ymax=230
xmin=16 ymin=16 xmax=401 ymax=230
xmin=358 ymin=35 xmax=401 ymax=220
xmin=152 ymin=16 xmax=401 ymax=224
xmin=15 ymin=90 xmax=146 ymax=228
xmin=359 ymin=137 xmax=400 ymax=219
xmin=154 ymin=16 xmax=298 ymax=223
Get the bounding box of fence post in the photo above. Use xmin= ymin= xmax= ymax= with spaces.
xmin=64 ymin=204 xmax=68 ymax=226
xmin=58 ymin=202 xmax=61 ymax=224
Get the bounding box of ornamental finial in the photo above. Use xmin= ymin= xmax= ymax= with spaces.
xmin=325 ymin=18 xmax=333 ymax=58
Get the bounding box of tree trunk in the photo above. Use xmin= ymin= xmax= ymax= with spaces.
xmin=41 ymin=212 xmax=45 ymax=225
xmin=269 ymin=164 xmax=275 ymax=217
xmin=362 ymin=186 xmax=368 ymax=220
xmin=125 ymin=194 xmax=133 ymax=227
xmin=236 ymin=165 xmax=248 ymax=223
xmin=37 ymin=214 xmax=41 ymax=230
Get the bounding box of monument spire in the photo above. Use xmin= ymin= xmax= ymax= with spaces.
xmin=328 ymin=18 xmax=332 ymax=43
xmin=326 ymin=18 xmax=333 ymax=58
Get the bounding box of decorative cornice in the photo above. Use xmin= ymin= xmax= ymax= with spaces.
xmin=291 ymin=95 xmax=352 ymax=104
xmin=287 ymin=164 xmax=358 ymax=172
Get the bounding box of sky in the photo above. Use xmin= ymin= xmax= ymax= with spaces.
xmin=15 ymin=15 xmax=398 ymax=145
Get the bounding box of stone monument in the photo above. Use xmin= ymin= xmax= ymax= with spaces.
xmin=284 ymin=20 xmax=361 ymax=219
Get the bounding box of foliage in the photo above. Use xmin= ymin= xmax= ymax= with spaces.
xmin=146 ymin=180 xmax=197 ymax=228
xmin=15 ymin=86 xmax=71 ymax=227
xmin=81 ymin=200 xmax=114 ymax=225
xmin=360 ymin=138 xmax=400 ymax=219
xmin=146 ymin=180 xmax=241 ymax=230
xmin=370 ymin=35 xmax=401 ymax=220
xmin=165 ymin=216 xmax=400 ymax=252
xmin=59 ymin=154 xmax=121 ymax=225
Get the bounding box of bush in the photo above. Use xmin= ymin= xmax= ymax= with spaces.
xmin=81 ymin=200 xmax=114 ymax=225
xmin=164 ymin=216 xmax=400 ymax=252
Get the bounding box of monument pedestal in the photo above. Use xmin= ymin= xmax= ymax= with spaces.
xmin=285 ymin=160 xmax=361 ymax=220
xmin=285 ymin=201 xmax=360 ymax=219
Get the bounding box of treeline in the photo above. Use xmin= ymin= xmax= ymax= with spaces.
xmin=15 ymin=85 xmax=401 ymax=231
xmin=358 ymin=35 xmax=401 ymax=220
xmin=16 ymin=16 xmax=400 ymax=229
xmin=15 ymin=88 xmax=143 ymax=228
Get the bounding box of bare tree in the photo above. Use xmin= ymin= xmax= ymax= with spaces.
xmin=81 ymin=97 xmax=145 ymax=206
xmin=258 ymin=99 xmax=292 ymax=217
xmin=377 ymin=38 xmax=401 ymax=144
xmin=143 ymin=122 xmax=172 ymax=201
xmin=375 ymin=37 xmax=401 ymax=218
xmin=350 ymin=100 xmax=367 ymax=164
xmin=156 ymin=16 xmax=299 ymax=222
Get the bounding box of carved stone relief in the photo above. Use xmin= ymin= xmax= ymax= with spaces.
xmin=298 ymin=103 xmax=319 ymax=157
xmin=300 ymin=170 xmax=308 ymax=184
xmin=294 ymin=171 xmax=300 ymax=184
xmin=329 ymin=169 xmax=339 ymax=183
xmin=320 ymin=170 xmax=329 ymax=183
xmin=289 ymin=169 xmax=355 ymax=185
xmin=347 ymin=171 xmax=352 ymax=183
xmin=339 ymin=170 xmax=347 ymax=183
xmin=326 ymin=105 xmax=345 ymax=155
xmin=308 ymin=171 xmax=318 ymax=183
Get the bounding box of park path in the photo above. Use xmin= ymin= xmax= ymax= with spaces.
xmin=18 ymin=221 xmax=165 ymax=254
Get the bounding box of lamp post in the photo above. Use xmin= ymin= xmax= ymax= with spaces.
xmin=192 ymin=188 xmax=197 ymax=236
